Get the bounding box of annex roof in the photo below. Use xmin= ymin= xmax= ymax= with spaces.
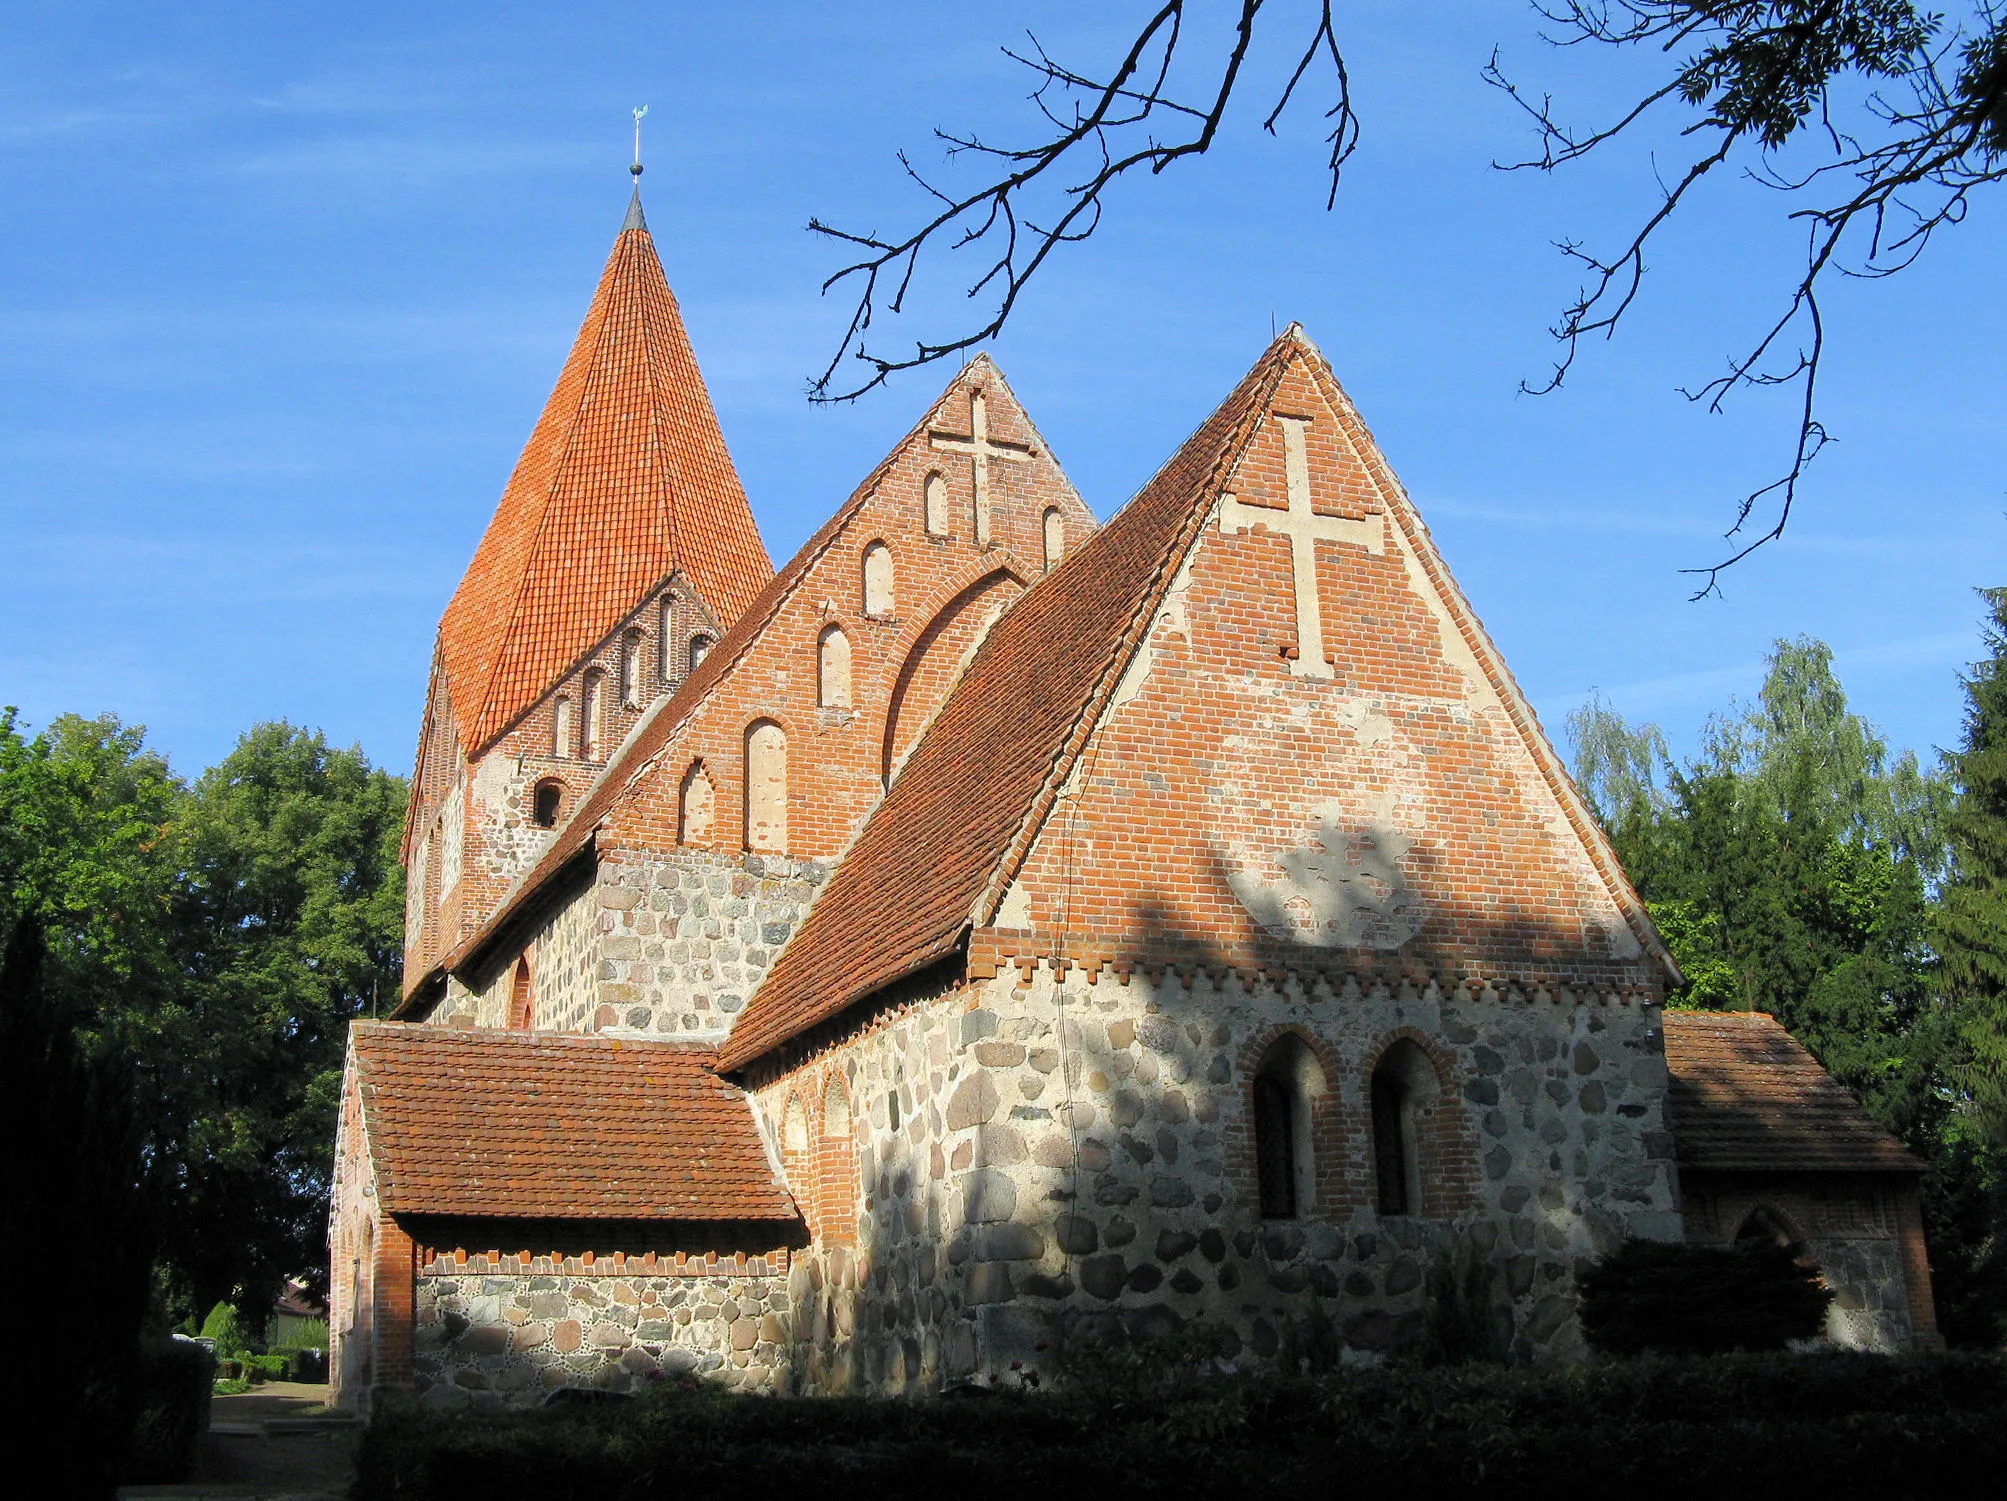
xmin=346 ymin=1022 xmax=798 ymax=1220
xmin=410 ymin=356 xmax=1052 ymax=1007
xmin=437 ymin=191 xmax=774 ymax=758
xmin=1663 ymin=1010 xmax=1919 ymax=1174
xmin=717 ymin=327 xmax=1674 ymax=1074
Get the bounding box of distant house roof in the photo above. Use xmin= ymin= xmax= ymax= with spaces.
xmin=272 ymin=1280 xmax=325 ymax=1320
xmin=1662 ymin=1010 xmax=1919 ymax=1174
xmin=347 ymin=1023 xmax=798 ymax=1221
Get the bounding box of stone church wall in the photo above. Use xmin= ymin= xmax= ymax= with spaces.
xmin=589 ymin=849 xmax=830 ymax=1037
xmin=758 ymin=962 xmax=1680 ymax=1393
xmin=1682 ymin=1172 xmax=1929 ymax=1351
xmin=410 ymin=1251 xmax=791 ymax=1407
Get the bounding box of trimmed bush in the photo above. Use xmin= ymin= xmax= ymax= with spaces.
xmin=123 ymin=1337 xmax=215 ymax=1484
xmin=353 ymin=1353 xmax=2007 ymax=1501
xmin=1580 ymin=1238 xmax=1833 ymax=1355
xmin=199 ymin=1300 xmax=250 ymax=1355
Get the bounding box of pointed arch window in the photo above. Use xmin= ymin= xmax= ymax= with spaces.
xmin=924 ymin=472 xmax=949 ymax=536
xmin=1043 ymin=507 xmax=1065 ymax=572
xmin=1252 ymin=1034 xmax=1322 ymax=1219
xmin=862 ymin=542 xmax=894 ymax=617
xmin=782 ymin=1096 xmax=809 ymax=1154
xmin=818 ymin=625 xmax=852 ymax=709
xmin=553 ymin=697 xmax=574 ymax=759
xmin=744 ymin=720 xmax=787 ymax=853
xmin=822 ymin=1074 xmax=852 ymax=1139
xmin=1371 ymin=1040 xmax=1437 ymax=1217
xmin=678 ymin=760 xmax=715 ymax=844
xmin=621 ymin=628 xmax=643 ymax=707
xmin=580 ymin=670 xmax=605 ymax=761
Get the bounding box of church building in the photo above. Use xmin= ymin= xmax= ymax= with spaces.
xmin=329 ymin=187 xmax=1940 ymax=1409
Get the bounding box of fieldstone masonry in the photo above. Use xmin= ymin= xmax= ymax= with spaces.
xmin=757 ymin=963 xmax=1679 ymax=1390
xmin=413 ymin=1252 xmax=791 ymax=1404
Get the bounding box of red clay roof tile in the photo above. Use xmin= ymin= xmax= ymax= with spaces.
xmin=438 ymin=199 xmax=774 ymax=758
xmin=1663 ymin=1010 xmax=1918 ymax=1173
xmin=349 ymin=1022 xmax=798 ymax=1219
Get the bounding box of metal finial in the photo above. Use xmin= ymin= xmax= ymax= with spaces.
xmin=631 ymin=105 xmax=648 ymax=179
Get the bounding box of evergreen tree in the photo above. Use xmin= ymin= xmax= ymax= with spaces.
xmin=1938 ymin=589 xmax=2007 ymax=1142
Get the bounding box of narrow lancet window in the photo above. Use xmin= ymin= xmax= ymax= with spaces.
xmin=819 ymin=625 xmax=852 ymax=709
xmin=689 ymin=634 xmax=714 ymax=674
xmin=1043 ymin=507 xmax=1065 ymax=572
xmin=658 ymin=598 xmax=676 ymax=682
xmin=862 ymin=542 xmax=894 ymax=617
xmin=924 ymin=472 xmax=949 ymax=536
xmin=744 ymin=720 xmax=787 ymax=853
xmin=580 ymin=670 xmax=604 ymax=761
xmin=621 ymin=628 xmax=643 ymax=707
xmin=1371 ymin=1039 xmax=1434 ymax=1217
xmin=1252 ymin=1034 xmax=1322 ymax=1220
xmin=553 ymin=697 xmax=573 ymax=759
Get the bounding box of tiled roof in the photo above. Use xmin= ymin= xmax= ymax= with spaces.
xmin=713 ymin=336 xmax=1296 ymax=1072
xmin=1663 ymin=1010 xmax=1919 ymax=1174
xmin=717 ymin=326 xmax=1676 ymax=1073
xmin=438 ymin=193 xmax=774 ymax=758
xmin=417 ymin=357 xmax=1038 ymax=1004
xmin=348 ymin=1022 xmax=798 ymax=1220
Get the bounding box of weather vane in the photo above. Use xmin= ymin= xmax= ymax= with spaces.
xmin=631 ymin=105 xmax=648 ymax=180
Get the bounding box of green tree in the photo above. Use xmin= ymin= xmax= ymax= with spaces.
xmin=1938 ymin=588 xmax=2007 ymax=1140
xmin=158 ymin=722 xmax=406 ymax=1314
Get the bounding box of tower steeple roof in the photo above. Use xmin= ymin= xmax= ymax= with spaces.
xmin=438 ymin=195 xmax=773 ymax=756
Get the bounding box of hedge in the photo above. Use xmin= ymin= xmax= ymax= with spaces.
xmin=123 ymin=1337 xmax=215 ymax=1484
xmin=353 ymin=1352 xmax=2007 ymax=1501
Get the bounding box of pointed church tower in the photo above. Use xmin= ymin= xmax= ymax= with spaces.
xmin=402 ymin=189 xmax=774 ymax=993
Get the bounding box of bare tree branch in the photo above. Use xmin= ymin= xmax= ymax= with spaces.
xmin=807 ymin=1 xmax=1357 ymax=402
xmin=1487 ymin=2 xmax=2007 ymax=592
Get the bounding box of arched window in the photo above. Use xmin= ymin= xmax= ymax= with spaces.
xmin=580 ymin=670 xmax=604 ymax=761
xmin=822 ymin=1074 xmax=851 ymax=1139
xmin=507 ymin=956 xmax=533 ymax=1030
xmin=1043 ymin=507 xmax=1065 ymax=572
xmin=1371 ymin=1039 xmax=1437 ymax=1217
xmin=553 ymin=697 xmax=573 ymax=759
xmin=532 ymin=779 xmax=563 ymax=829
xmin=782 ymin=1096 xmax=809 ymax=1154
xmin=689 ymin=634 xmax=715 ymax=674
xmin=818 ymin=625 xmax=852 ymax=709
xmin=621 ymin=628 xmax=643 ymax=707
xmin=678 ymin=761 xmax=714 ymax=844
xmin=1735 ymin=1206 xmax=1801 ymax=1251
xmin=924 ymin=471 xmax=949 ymax=536
xmin=658 ymin=598 xmax=676 ymax=682
xmin=862 ymin=541 xmax=894 ymax=617
xmin=1252 ymin=1034 xmax=1322 ymax=1219
xmin=744 ymin=721 xmax=787 ymax=852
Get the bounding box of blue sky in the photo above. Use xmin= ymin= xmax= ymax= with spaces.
xmin=1 ymin=2 xmax=1999 ymax=781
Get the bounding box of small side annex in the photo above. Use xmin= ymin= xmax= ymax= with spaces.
xmin=1664 ymin=1011 xmax=1941 ymax=1351
xmin=329 ymin=1024 xmax=806 ymax=1410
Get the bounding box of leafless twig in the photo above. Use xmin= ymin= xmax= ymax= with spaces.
xmin=808 ymin=1 xmax=1358 ymax=402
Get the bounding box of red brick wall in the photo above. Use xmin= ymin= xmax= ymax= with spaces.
xmin=999 ymin=360 xmax=1657 ymax=994
xmin=604 ymin=365 xmax=1094 ymax=867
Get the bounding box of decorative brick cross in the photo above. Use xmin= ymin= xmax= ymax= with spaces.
xmin=1220 ymin=415 xmax=1384 ymax=680
xmin=929 ymin=390 xmax=1033 ymax=547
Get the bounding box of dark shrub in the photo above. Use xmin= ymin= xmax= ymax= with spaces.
xmin=286 ymin=1347 xmax=328 ymax=1382
xmin=123 ymin=1337 xmax=215 ymax=1484
xmin=1580 ymin=1238 xmax=1833 ymax=1355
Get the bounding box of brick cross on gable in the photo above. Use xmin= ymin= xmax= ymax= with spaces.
xmin=1220 ymin=414 xmax=1384 ymax=680
xmin=929 ymin=389 xmax=1033 ymax=547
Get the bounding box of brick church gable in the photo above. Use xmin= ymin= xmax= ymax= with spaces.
xmin=722 ymin=328 xmax=1676 ymax=1075
xmin=424 ymin=356 xmax=1093 ymax=1002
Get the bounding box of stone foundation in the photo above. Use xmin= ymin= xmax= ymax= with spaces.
xmin=412 ymin=1251 xmax=792 ymax=1407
